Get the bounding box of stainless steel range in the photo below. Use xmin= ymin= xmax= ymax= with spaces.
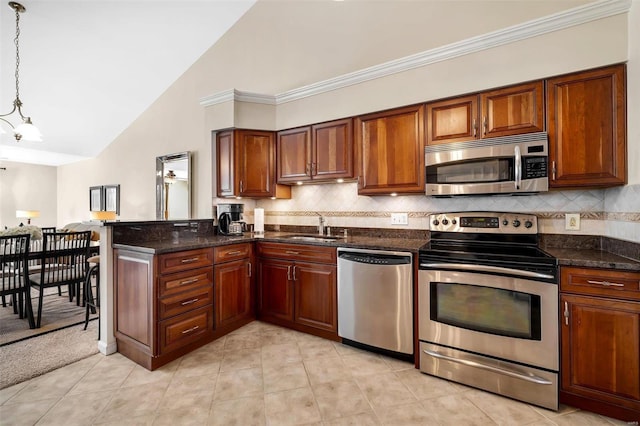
xmin=418 ymin=212 xmax=559 ymax=410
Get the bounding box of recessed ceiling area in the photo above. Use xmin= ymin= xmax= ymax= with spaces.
xmin=0 ymin=0 xmax=256 ymax=166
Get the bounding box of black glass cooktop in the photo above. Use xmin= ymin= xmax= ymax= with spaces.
xmin=419 ymin=232 xmax=558 ymax=280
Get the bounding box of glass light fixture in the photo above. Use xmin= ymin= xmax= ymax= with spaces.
xmin=0 ymin=2 xmax=42 ymax=142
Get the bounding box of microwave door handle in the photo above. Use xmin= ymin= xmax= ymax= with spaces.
xmin=514 ymin=145 xmax=521 ymax=190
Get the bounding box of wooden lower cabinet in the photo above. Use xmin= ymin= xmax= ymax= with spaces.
xmin=560 ymin=267 xmax=640 ymax=421
xmin=115 ymin=244 xmax=255 ymax=371
xmin=257 ymin=242 xmax=338 ymax=340
xmin=213 ymin=245 xmax=254 ymax=332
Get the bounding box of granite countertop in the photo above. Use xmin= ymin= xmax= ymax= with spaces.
xmin=112 ymin=229 xmax=639 ymax=272
xmin=112 ymin=231 xmax=428 ymax=255
xmin=543 ymin=247 xmax=640 ymax=272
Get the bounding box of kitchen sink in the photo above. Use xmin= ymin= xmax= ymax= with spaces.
xmin=281 ymin=234 xmax=341 ymax=242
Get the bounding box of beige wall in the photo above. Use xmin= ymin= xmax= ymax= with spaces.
xmin=0 ymin=161 xmax=57 ymax=229
xmin=53 ymin=1 xmax=636 ymax=238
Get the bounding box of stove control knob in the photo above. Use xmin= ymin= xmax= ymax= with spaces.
xmin=451 ymin=219 xmax=457 ymax=225
xmin=432 ymin=219 xmax=439 ymax=226
xmin=502 ymin=219 xmax=509 ymax=226
xmin=524 ymin=220 xmax=533 ymax=229
xmin=513 ymin=219 xmax=521 ymax=228
xmin=442 ymin=219 xmax=449 ymax=225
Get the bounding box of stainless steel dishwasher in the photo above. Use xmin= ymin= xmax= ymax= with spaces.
xmin=337 ymin=247 xmax=414 ymax=357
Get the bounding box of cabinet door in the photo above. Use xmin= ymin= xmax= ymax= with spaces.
xmin=561 ymin=294 xmax=640 ymax=413
xmin=312 ymin=118 xmax=353 ymax=180
xmin=235 ymin=130 xmax=278 ymax=197
xmin=277 ymin=127 xmax=312 ymax=183
xmin=216 ymin=130 xmax=235 ymax=197
xmin=258 ymin=258 xmax=294 ymax=322
xmin=114 ymin=250 xmax=155 ymax=352
xmin=293 ymin=262 xmax=337 ymax=332
xmin=481 ymin=81 xmax=544 ymax=138
xmin=214 ymin=258 xmax=252 ymax=329
xmin=547 ymin=64 xmax=626 ymax=188
xmin=426 ymin=95 xmax=478 ymax=145
xmin=355 ymin=104 xmax=425 ymax=195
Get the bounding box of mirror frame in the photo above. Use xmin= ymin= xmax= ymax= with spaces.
xmin=156 ymin=151 xmax=191 ymax=220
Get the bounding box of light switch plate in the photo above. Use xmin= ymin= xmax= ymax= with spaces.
xmin=565 ymin=213 xmax=580 ymax=230
xmin=391 ymin=213 xmax=408 ymax=225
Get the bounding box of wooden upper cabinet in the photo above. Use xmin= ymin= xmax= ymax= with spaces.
xmin=216 ymin=130 xmax=235 ymax=197
xmin=427 ymin=95 xmax=478 ymax=145
xmin=547 ymin=64 xmax=626 ymax=188
xmin=216 ymin=129 xmax=291 ymax=199
xmin=481 ymin=81 xmax=544 ymax=138
xmin=426 ymin=81 xmax=544 ymax=145
xmin=355 ymin=104 xmax=425 ymax=195
xmin=277 ymin=118 xmax=353 ymax=184
xmin=277 ymin=127 xmax=311 ymax=183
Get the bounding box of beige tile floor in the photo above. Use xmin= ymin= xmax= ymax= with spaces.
xmin=0 ymin=321 xmax=628 ymax=426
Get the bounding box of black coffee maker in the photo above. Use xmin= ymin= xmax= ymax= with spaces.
xmin=217 ymin=203 xmax=245 ymax=235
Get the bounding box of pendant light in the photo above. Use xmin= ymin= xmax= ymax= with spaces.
xmin=0 ymin=2 xmax=42 ymax=142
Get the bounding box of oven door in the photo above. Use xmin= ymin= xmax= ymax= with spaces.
xmin=418 ymin=269 xmax=558 ymax=371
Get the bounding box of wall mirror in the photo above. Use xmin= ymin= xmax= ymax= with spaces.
xmin=156 ymin=151 xmax=191 ymax=220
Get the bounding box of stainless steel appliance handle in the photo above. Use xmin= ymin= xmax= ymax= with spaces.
xmin=423 ymin=348 xmax=552 ymax=385
xmin=420 ymin=263 xmax=555 ymax=280
xmin=514 ymin=145 xmax=521 ymax=190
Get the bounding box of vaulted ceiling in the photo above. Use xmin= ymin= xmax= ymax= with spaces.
xmin=0 ymin=0 xmax=255 ymax=166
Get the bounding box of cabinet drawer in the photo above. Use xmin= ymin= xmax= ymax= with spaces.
xmin=159 ymin=305 xmax=213 ymax=354
xmin=214 ymin=243 xmax=252 ymax=264
xmin=158 ymin=248 xmax=214 ymax=274
xmin=561 ymin=267 xmax=640 ymax=301
xmin=159 ymin=285 xmax=213 ymax=320
xmin=159 ymin=267 xmax=214 ymax=297
xmin=257 ymin=242 xmax=336 ymax=264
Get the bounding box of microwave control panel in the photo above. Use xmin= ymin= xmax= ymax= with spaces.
xmin=523 ymin=157 xmax=548 ymax=179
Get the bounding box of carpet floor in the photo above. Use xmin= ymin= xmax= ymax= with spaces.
xmin=0 ymin=286 xmax=97 ymax=346
xmin=0 ymin=286 xmax=100 ymax=389
xmin=0 ymin=320 xmax=99 ymax=389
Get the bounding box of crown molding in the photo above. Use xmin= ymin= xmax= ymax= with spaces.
xmin=200 ymin=89 xmax=276 ymax=107
xmin=200 ymin=0 xmax=631 ymax=107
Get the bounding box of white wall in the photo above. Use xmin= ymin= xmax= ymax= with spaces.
xmin=52 ymin=1 xmax=636 ymax=242
xmin=0 ymin=161 xmax=57 ymax=229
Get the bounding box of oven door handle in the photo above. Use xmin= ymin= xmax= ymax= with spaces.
xmin=423 ymin=348 xmax=553 ymax=385
xmin=420 ymin=263 xmax=555 ymax=280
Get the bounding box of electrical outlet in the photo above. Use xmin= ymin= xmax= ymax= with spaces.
xmin=391 ymin=213 xmax=408 ymax=225
xmin=565 ymin=213 xmax=580 ymax=230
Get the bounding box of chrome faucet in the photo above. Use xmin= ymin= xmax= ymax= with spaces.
xmin=316 ymin=213 xmax=326 ymax=235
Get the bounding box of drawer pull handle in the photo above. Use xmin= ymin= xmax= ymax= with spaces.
xmin=181 ymin=325 xmax=200 ymax=334
xmin=180 ymin=257 xmax=200 ymax=264
xmin=179 ymin=278 xmax=199 ymax=286
xmin=587 ymin=280 xmax=624 ymax=288
xmin=181 ymin=298 xmax=199 ymax=306
xmin=285 ymin=251 xmax=299 ymax=255
xmin=224 ymin=250 xmax=242 ymax=256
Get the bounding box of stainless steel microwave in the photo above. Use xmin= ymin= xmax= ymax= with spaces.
xmin=425 ymin=132 xmax=549 ymax=196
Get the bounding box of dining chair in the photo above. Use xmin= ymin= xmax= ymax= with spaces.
xmin=0 ymin=234 xmax=36 ymax=329
xmin=28 ymin=231 xmax=91 ymax=328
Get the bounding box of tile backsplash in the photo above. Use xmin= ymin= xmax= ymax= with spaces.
xmin=250 ymin=183 xmax=639 ymax=243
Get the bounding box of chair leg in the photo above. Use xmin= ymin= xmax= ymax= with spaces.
xmin=2 ymin=294 xmax=6 ymax=307
xmin=36 ymin=287 xmax=44 ymax=328
xmin=24 ymin=286 xmax=35 ymax=329
xmin=58 ymin=285 xmax=62 ymax=296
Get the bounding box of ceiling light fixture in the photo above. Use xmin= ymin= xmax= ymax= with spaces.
xmin=0 ymin=2 xmax=42 ymax=142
